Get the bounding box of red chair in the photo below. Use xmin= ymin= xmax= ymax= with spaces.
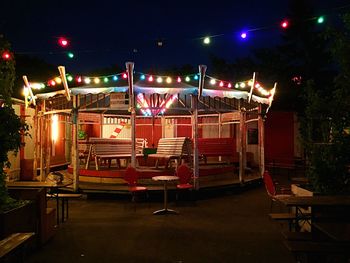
xmin=262 ymin=170 xmax=292 ymax=211
xmin=124 ymin=166 xmax=148 ymax=204
xmin=176 ymin=164 xmax=194 ymax=202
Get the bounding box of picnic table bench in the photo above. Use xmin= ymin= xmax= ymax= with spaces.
xmin=148 ymin=137 xmax=191 ymax=168
xmin=0 ymin=232 xmax=35 ymax=261
xmin=86 ymin=138 xmax=147 ymax=170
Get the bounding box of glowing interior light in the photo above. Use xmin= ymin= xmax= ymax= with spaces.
xmin=317 ymin=16 xmax=324 ymax=24
xmin=103 ymin=77 xmax=109 ymax=83
xmin=50 ymin=80 xmax=56 ymax=86
xmin=94 ymin=77 xmax=100 ymax=84
xmin=185 ymin=76 xmax=190 ymax=82
xmin=140 ymin=74 xmax=146 ymax=80
xmin=54 ymin=77 xmax=62 ymax=84
xmin=67 ymin=75 xmax=73 ymax=82
xmin=240 ymin=32 xmax=247 ymax=39
xmin=281 ymin=20 xmax=289 ymax=28
xmin=228 ymin=83 xmax=232 ymax=88
xmin=113 ymin=75 xmax=118 ymax=81
xmin=166 ymin=77 xmax=172 ymax=83
xmin=240 ymin=82 xmax=246 ymax=88
xmin=51 ymin=115 xmax=59 ymax=142
xmin=157 ymin=77 xmax=163 ymax=83
xmin=76 ymin=76 xmax=82 ymax=83
xmin=148 ymin=76 xmax=154 ymax=82
xmin=194 ymin=75 xmax=199 ymax=80
xmin=177 ymin=77 xmax=181 ymax=83
xmin=122 ymin=73 xmax=128 ymax=79
xmin=219 ymin=81 xmax=224 ymax=87
xmin=84 ymin=77 xmax=91 ymax=84
xmin=210 ymin=79 xmax=216 ymax=85
xmin=203 ymin=37 xmax=210 ymax=44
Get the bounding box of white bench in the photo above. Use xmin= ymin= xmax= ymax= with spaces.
xmin=148 ymin=137 xmax=191 ymax=168
xmin=86 ymin=138 xmax=147 ymax=170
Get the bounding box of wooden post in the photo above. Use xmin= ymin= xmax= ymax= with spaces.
xmin=126 ymin=62 xmax=136 ymax=167
xmin=191 ymin=95 xmax=199 ymax=190
xmin=258 ymin=104 xmax=265 ymax=176
xmin=39 ymin=101 xmax=45 ymax=181
xmin=239 ymin=107 xmax=247 ymax=183
xmin=45 ymin=115 xmax=51 ymax=176
xmin=32 ymin=105 xmax=38 ymax=180
xmin=72 ymin=95 xmax=79 ymax=191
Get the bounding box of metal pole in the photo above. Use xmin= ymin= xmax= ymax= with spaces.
xmin=126 ymin=62 xmax=136 ymax=167
xmin=72 ymin=95 xmax=79 ymax=191
xmin=192 ymin=96 xmax=199 ymax=190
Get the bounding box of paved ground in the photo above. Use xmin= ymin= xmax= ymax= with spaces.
xmin=27 ymin=182 xmax=296 ymax=263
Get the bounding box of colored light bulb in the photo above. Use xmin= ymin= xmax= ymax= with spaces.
xmin=281 ymin=20 xmax=289 ymax=28
xmin=113 ymin=76 xmax=118 ymax=81
xmin=103 ymin=77 xmax=109 ymax=83
xmin=166 ymin=77 xmax=172 ymax=83
xmin=228 ymin=83 xmax=232 ymax=88
xmin=210 ymin=79 xmax=216 ymax=85
xmin=148 ymin=76 xmax=153 ymax=82
xmin=94 ymin=77 xmax=100 ymax=84
xmin=219 ymin=81 xmax=224 ymax=87
xmin=67 ymin=75 xmax=73 ymax=82
xmin=177 ymin=77 xmax=181 ymax=83
xmin=203 ymin=37 xmax=210 ymax=44
xmin=317 ymin=16 xmax=324 ymax=24
xmin=67 ymin=52 xmax=74 ymax=59
xmin=240 ymin=32 xmax=247 ymax=39
xmin=185 ymin=76 xmax=190 ymax=82
xmin=123 ymin=73 xmax=128 ymax=79
xmin=140 ymin=74 xmax=146 ymax=80
xmin=1 ymin=51 xmax=11 ymax=60
xmin=58 ymin=37 xmax=69 ymax=47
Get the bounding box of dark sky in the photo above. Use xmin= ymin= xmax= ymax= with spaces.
xmin=1 ymin=0 xmax=350 ymax=73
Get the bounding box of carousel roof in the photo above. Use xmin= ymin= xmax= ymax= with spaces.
xmin=23 ymin=66 xmax=276 ymax=115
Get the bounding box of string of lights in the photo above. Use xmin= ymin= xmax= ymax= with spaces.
xmin=5 ymin=3 xmax=349 ymax=62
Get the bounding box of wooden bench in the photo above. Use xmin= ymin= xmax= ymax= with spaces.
xmin=47 ymin=193 xmax=82 ymax=223
xmin=281 ymin=231 xmax=313 ymax=241
xmin=198 ymin=138 xmax=235 ymax=164
xmin=0 ymin=232 xmax=35 ymax=261
xmin=269 ymin=212 xmax=311 ymax=231
xmin=86 ymin=138 xmax=147 ymax=170
xmin=284 ymin=240 xmax=350 ymax=261
xmin=148 ymin=137 xmax=191 ymax=168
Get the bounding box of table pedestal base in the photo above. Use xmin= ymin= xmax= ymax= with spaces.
xmin=153 ymin=208 xmax=178 ymax=215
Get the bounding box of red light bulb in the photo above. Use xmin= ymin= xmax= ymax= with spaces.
xmin=1 ymin=51 xmax=11 ymax=60
xmin=58 ymin=37 xmax=69 ymax=47
xmin=281 ymin=20 xmax=289 ymax=29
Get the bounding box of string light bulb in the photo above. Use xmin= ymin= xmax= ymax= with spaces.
xmin=317 ymin=16 xmax=325 ymax=24
xmin=281 ymin=20 xmax=289 ymax=29
xmin=203 ymin=37 xmax=210 ymax=44
xmin=58 ymin=37 xmax=69 ymax=47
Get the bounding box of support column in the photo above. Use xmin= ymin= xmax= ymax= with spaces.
xmin=32 ymin=105 xmax=38 ymax=180
xmin=239 ymin=107 xmax=247 ymax=183
xmin=72 ymin=95 xmax=79 ymax=191
xmin=258 ymin=104 xmax=265 ymax=176
xmin=45 ymin=115 xmax=51 ymax=176
xmin=126 ymin=62 xmax=136 ymax=167
xmin=191 ymin=96 xmax=199 ymax=190
xmin=39 ymin=101 xmax=45 ymax=181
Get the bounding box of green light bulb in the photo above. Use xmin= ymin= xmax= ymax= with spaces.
xmin=67 ymin=52 xmax=74 ymax=59
xmin=317 ymin=16 xmax=324 ymax=24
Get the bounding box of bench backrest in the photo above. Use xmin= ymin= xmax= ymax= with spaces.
xmin=198 ymin=138 xmax=235 ymax=156
xmin=90 ymin=138 xmax=146 ymax=156
xmin=156 ymin=137 xmax=189 ymax=156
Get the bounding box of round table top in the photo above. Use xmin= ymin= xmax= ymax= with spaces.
xmin=152 ymin=175 xmax=179 ymax=182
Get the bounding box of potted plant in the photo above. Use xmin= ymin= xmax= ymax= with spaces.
xmin=0 ymin=36 xmax=32 ymax=238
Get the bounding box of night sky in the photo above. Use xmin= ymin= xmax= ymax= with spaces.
xmin=1 ymin=0 xmax=350 ymax=73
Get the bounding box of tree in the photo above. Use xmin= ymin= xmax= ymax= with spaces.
xmin=0 ymin=36 xmax=29 ymax=211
